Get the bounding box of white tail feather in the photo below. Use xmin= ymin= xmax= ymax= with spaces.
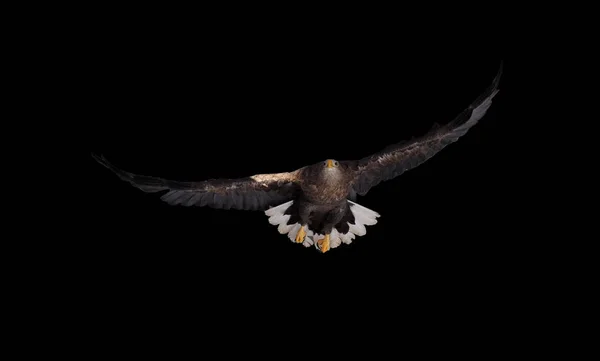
xmin=269 ymin=213 xmax=289 ymax=226
xmin=348 ymin=223 xmax=367 ymax=236
xmin=265 ymin=200 xmax=293 ymax=217
xmin=348 ymin=200 xmax=379 ymax=226
xmin=287 ymin=223 xmax=302 ymax=242
xmin=265 ymin=200 xmax=380 ymax=251
xmin=340 ymin=232 xmax=355 ymax=245
xmin=277 ymin=222 xmax=294 ymax=234
xmin=330 ymin=229 xmax=342 ymax=249
xmin=265 ymin=201 xmax=313 ymax=247
xmin=303 ymin=229 xmax=315 ymax=247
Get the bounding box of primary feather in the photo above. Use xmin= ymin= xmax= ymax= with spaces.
xmin=347 ymin=61 xmax=503 ymax=196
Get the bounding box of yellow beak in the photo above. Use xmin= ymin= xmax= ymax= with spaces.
xmin=326 ymin=159 xmax=334 ymax=168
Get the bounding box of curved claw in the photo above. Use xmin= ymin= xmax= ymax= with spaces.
xmin=295 ymin=225 xmax=306 ymax=243
xmin=317 ymin=234 xmax=330 ymax=253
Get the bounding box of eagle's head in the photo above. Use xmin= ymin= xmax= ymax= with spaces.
xmin=316 ymin=159 xmax=345 ymax=181
xmin=322 ymin=159 xmax=340 ymax=169
xmin=304 ymin=159 xmax=345 ymax=181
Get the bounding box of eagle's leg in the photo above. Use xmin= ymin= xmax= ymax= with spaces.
xmin=317 ymin=234 xmax=331 ymax=253
xmin=317 ymin=205 xmax=347 ymax=253
xmin=295 ymin=201 xmax=313 ymax=244
xmin=295 ymin=225 xmax=307 ymax=243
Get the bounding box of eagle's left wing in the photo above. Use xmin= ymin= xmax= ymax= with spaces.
xmin=347 ymin=62 xmax=502 ymax=196
xmin=93 ymin=154 xmax=302 ymax=210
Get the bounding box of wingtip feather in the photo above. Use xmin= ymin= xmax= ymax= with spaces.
xmin=91 ymin=152 xmax=107 ymax=167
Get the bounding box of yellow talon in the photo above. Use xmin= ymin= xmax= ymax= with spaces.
xmin=295 ymin=226 xmax=306 ymax=243
xmin=317 ymin=234 xmax=330 ymax=253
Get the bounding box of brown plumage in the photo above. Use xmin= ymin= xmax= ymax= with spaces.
xmin=94 ymin=62 xmax=502 ymax=253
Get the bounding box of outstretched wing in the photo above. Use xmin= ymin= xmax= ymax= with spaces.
xmin=93 ymin=154 xmax=302 ymax=210
xmin=348 ymin=62 xmax=503 ymax=196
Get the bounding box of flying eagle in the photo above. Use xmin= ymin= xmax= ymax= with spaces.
xmin=94 ymin=63 xmax=502 ymax=253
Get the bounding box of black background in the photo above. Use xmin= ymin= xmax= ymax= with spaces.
xmin=82 ymin=23 xmax=524 ymax=323
xmin=87 ymin=62 xmax=514 ymax=274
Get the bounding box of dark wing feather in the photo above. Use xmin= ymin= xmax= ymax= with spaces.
xmin=348 ymin=62 xmax=503 ymax=196
xmin=93 ymin=154 xmax=302 ymax=210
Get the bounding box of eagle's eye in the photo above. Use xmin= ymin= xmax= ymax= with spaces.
xmin=323 ymin=159 xmax=339 ymax=168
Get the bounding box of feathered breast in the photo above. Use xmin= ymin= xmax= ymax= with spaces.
xmin=299 ymin=166 xmax=353 ymax=205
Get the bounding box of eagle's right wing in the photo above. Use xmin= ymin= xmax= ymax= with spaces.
xmin=93 ymin=154 xmax=302 ymax=210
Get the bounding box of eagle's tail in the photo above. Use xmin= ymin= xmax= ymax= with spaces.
xmin=264 ymin=200 xmax=380 ymax=251
xmin=264 ymin=201 xmax=314 ymax=247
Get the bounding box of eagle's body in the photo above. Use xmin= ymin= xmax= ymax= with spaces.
xmin=94 ymin=63 xmax=502 ymax=253
xmin=301 ymin=161 xmax=352 ymax=205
